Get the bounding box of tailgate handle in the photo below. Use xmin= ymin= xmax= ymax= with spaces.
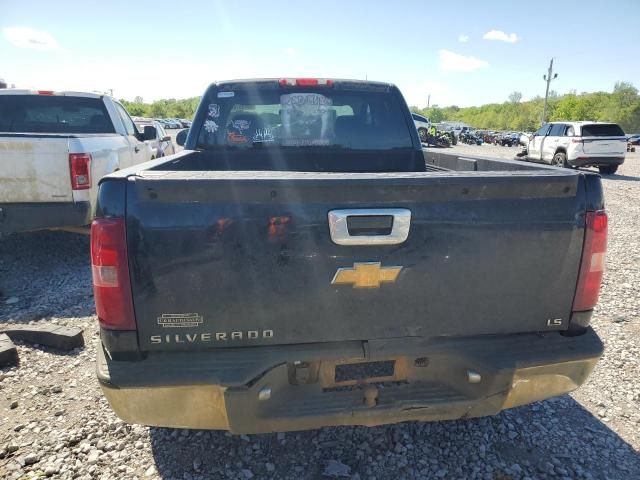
xmin=328 ymin=209 xmax=411 ymax=245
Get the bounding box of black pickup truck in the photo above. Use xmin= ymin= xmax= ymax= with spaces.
xmin=93 ymin=79 xmax=605 ymax=434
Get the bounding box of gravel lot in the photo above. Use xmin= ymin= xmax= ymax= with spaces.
xmin=1 ymin=145 xmax=638 ymax=479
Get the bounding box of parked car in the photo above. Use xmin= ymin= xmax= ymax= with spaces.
xmin=460 ymin=130 xmax=483 ymax=145
xmin=0 ymin=90 xmax=155 ymax=234
xmin=521 ymin=121 xmax=626 ymax=174
xmin=93 ymin=78 xmax=604 ymax=434
xmin=412 ymin=113 xmax=430 ymax=142
xmin=135 ymin=119 xmax=175 ymax=159
xmin=440 ymin=123 xmax=470 ymax=140
xmin=483 ymin=131 xmax=499 ymax=144
xmin=496 ymin=132 xmax=519 ymax=147
xmin=178 ymin=118 xmax=192 ymax=128
xmin=626 ymin=134 xmax=640 ymax=146
xmin=439 ymin=125 xmax=458 ymax=145
xmin=166 ymin=119 xmax=182 ymax=129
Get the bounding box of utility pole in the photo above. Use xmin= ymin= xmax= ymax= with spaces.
xmin=541 ymin=58 xmax=558 ymax=125
xmin=427 ymin=94 xmax=431 ymax=109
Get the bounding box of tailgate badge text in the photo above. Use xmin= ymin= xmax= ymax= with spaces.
xmin=157 ymin=313 xmax=204 ymax=328
xmin=332 ymin=262 xmax=402 ymax=289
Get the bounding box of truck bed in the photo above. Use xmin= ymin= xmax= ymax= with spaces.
xmin=105 ymin=150 xmax=601 ymax=353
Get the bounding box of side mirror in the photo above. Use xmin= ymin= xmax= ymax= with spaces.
xmin=143 ymin=126 xmax=157 ymax=141
xmin=161 ymin=135 xmax=171 ymax=142
xmin=176 ymin=128 xmax=189 ymax=146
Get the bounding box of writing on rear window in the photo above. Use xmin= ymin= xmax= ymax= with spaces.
xmin=281 ymin=93 xmax=333 ymax=146
xmin=197 ymin=87 xmax=412 ymax=151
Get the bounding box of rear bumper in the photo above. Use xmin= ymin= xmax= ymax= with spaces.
xmin=0 ymin=201 xmax=91 ymax=234
xmin=97 ymin=328 xmax=603 ymax=434
xmin=569 ymin=156 xmax=625 ymax=168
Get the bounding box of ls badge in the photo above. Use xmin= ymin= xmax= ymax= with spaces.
xmin=331 ymin=262 xmax=402 ymax=289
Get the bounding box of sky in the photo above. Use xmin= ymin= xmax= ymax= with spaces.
xmin=1 ymin=0 xmax=638 ymax=108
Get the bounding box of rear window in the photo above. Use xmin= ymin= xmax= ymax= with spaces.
xmin=197 ymin=86 xmax=413 ymax=151
xmin=581 ymin=123 xmax=625 ymax=137
xmin=0 ymin=95 xmax=115 ymax=134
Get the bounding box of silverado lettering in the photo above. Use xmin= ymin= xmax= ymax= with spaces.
xmin=150 ymin=330 xmax=274 ymax=344
xmin=93 ymin=78 xmax=605 ymax=434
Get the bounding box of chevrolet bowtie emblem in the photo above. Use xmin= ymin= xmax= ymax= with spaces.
xmin=331 ymin=262 xmax=403 ymax=289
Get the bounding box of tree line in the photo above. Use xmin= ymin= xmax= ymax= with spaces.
xmin=410 ymin=81 xmax=640 ymax=134
xmin=119 ymin=96 xmax=201 ymax=119
xmin=119 ymin=81 xmax=640 ymax=134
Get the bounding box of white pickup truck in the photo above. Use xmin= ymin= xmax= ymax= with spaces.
xmin=0 ymin=90 xmax=155 ymax=234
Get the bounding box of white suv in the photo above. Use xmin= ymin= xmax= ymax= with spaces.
xmin=524 ymin=121 xmax=626 ymax=174
xmin=412 ymin=113 xmax=431 ymax=142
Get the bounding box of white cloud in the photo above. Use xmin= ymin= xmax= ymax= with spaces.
xmin=284 ymin=47 xmax=297 ymax=58
xmin=3 ymin=26 xmax=62 ymax=51
xmin=483 ymin=30 xmax=518 ymax=43
xmin=439 ymin=50 xmax=488 ymax=72
xmin=458 ymin=34 xmax=469 ymax=43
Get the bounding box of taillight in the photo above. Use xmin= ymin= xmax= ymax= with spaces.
xmin=294 ymin=78 xmax=318 ymax=86
xmin=573 ymin=210 xmax=607 ymax=311
xmin=69 ymin=153 xmax=92 ymax=190
xmin=279 ymin=78 xmax=333 ymax=87
xmin=91 ymin=218 xmax=136 ymax=330
xmin=37 ymin=90 xmax=55 ymax=95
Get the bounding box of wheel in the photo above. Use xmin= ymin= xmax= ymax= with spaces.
xmin=418 ymin=128 xmax=428 ymax=143
xmin=598 ymin=165 xmax=618 ymax=175
xmin=552 ymin=152 xmax=568 ymax=168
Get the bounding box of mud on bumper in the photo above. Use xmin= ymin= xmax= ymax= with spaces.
xmin=97 ymin=328 xmax=603 ymax=434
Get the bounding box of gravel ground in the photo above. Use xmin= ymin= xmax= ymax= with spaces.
xmin=1 ymin=147 xmax=638 ymax=479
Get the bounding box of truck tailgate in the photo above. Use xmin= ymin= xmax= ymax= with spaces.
xmin=0 ymin=135 xmax=72 ymax=202
xmin=126 ymin=170 xmax=586 ymax=351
